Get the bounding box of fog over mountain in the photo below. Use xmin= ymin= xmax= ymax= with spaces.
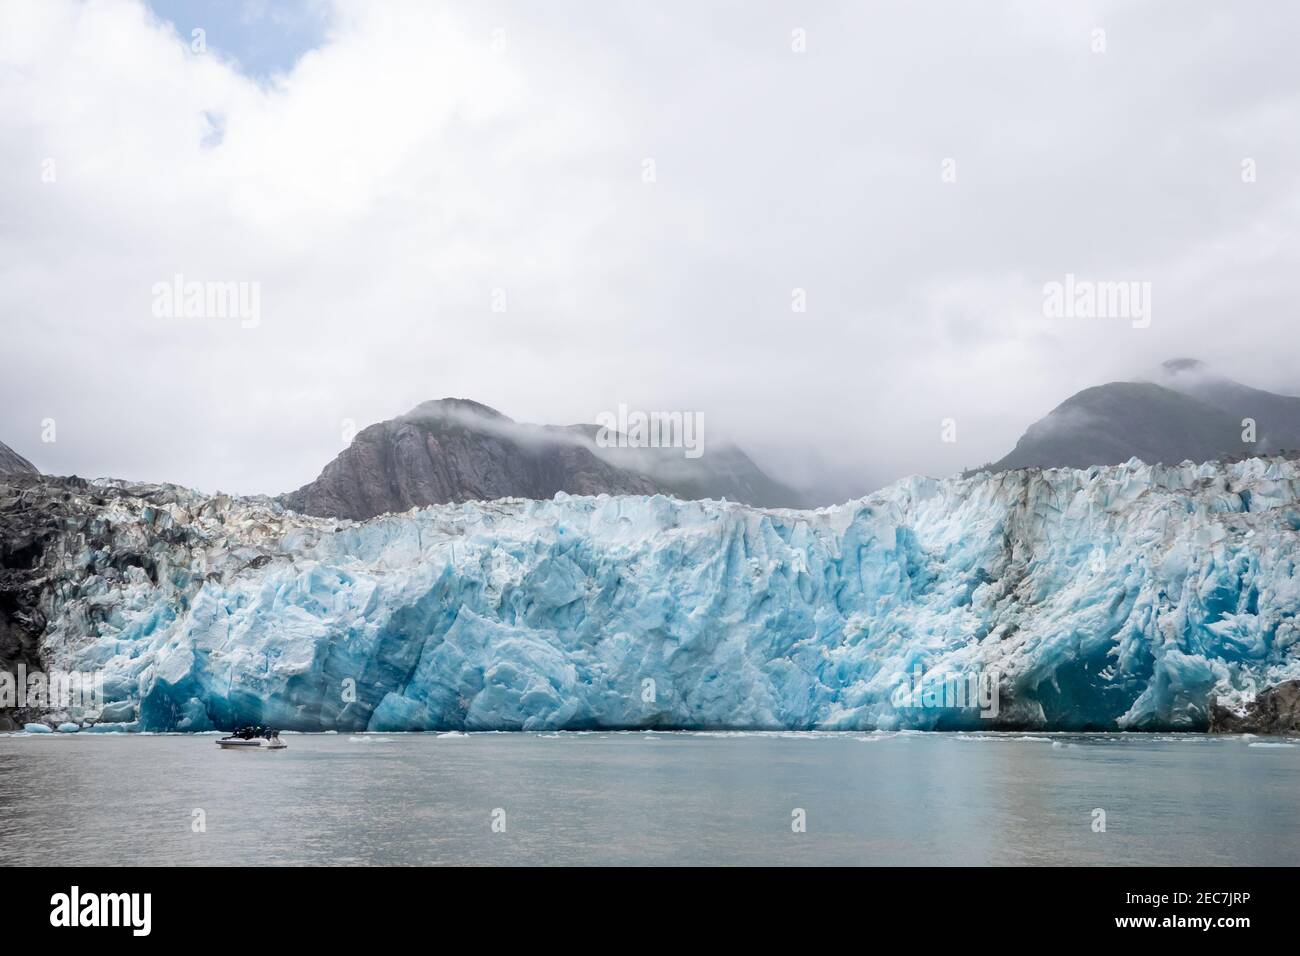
xmin=985 ymin=359 xmax=1300 ymax=474
xmin=282 ymin=398 xmax=803 ymax=519
xmin=1159 ymin=358 xmax=1300 ymax=452
xmin=3 ymin=1 xmax=1300 ymax=500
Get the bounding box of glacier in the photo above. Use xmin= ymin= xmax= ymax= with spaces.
xmin=5 ymin=457 xmax=1300 ymax=732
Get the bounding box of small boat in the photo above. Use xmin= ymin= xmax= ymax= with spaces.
xmin=216 ymin=736 xmax=287 ymax=750
xmin=216 ymin=726 xmax=287 ymax=750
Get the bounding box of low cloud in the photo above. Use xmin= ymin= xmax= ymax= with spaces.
xmin=2 ymin=0 xmax=1298 ymax=500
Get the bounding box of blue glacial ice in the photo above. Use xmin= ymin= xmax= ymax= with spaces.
xmin=34 ymin=457 xmax=1300 ymax=732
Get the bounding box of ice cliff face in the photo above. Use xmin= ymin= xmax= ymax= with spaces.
xmin=4 ymin=458 xmax=1300 ymax=732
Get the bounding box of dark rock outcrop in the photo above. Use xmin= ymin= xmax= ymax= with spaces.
xmin=1209 ymin=680 xmax=1300 ymax=735
xmin=0 ymin=440 xmax=37 ymax=475
xmin=0 ymin=473 xmax=65 ymax=729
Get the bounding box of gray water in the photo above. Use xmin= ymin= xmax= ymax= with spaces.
xmin=1 ymin=731 xmax=1297 ymax=866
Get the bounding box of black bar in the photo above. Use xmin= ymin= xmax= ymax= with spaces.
xmin=13 ymin=867 xmax=1277 ymax=941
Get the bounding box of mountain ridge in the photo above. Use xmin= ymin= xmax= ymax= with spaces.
xmin=0 ymin=440 xmax=37 ymax=476
xmin=982 ymin=361 xmax=1300 ymax=473
xmin=281 ymin=398 xmax=804 ymax=519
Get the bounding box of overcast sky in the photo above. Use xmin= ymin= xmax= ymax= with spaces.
xmin=3 ymin=0 xmax=1299 ymax=500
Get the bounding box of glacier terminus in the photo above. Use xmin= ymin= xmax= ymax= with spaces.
xmin=3 ymin=457 xmax=1299 ymax=734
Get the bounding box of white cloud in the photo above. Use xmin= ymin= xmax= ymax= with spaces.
xmin=2 ymin=0 xmax=1298 ymax=500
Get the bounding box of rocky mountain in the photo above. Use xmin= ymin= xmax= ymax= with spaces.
xmin=986 ymin=382 xmax=1244 ymax=471
xmin=564 ymin=423 xmax=806 ymax=508
xmin=1159 ymin=358 xmax=1300 ymax=452
xmin=985 ymin=360 xmax=1300 ymax=473
xmin=0 ymin=440 xmax=37 ymax=475
xmin=7 ymin=457 xmax=1300 ymax=733
xmin=281 ymin=398 xmax=803 ymax=519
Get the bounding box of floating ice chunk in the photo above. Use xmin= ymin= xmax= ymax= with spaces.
xmin=83 ymin=722 xmax=137 ymax=733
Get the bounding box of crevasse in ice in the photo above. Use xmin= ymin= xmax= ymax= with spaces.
xmin=36 ymin=458 xmax=1300 ymax=731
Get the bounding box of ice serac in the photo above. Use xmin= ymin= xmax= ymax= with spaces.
xmin=7 ymin=458 xmax=1300 ymax=732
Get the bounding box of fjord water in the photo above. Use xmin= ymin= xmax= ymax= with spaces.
xmin=1 ymin=732 xmax=1296 ymax=866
